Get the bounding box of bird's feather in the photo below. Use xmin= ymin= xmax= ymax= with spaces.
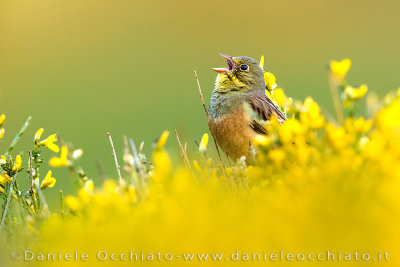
xmin=245 ymin=91 xmax=286 ymax=135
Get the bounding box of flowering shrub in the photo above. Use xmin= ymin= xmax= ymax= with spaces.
xmin=1 ymin=59 xmax=400 ymax=266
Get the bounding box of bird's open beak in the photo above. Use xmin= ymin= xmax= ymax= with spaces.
xmin=212 ymin=52 xmax=234 ymax=73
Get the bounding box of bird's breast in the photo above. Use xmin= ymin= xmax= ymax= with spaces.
xmin=208 ymin=104 xmax=255 ymax=161
xmin=209 ymin=90 xmax=245 ymax=121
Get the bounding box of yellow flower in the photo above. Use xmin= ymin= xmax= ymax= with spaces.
xmin=0 ymin=173 xmax=7 ymax=186
xmin=345 ymin=117 xmax=373 ymax=133
xmin=35 ymin=128 xmax=44 ymax=143
xmin=0 ymin=187 xmax=4 ymax=194
xmin=64 ymin=196 xmax=81 ymax=211
xmin=0 ymin=128 xmax=5 ymax=139
xmin=40 ymin=170 xmax=56 ymax=189
xmin=2 ymin=171 xmax=12 ymax=184
xmin=83 ymin=180 xmax=94 ymax=193
xmin=268 ymin=148 xmax=286 ymax=166
xmin=264 ymin=72 xmax=277 ymax=90
xmin=49 ymin=146 xmax=70 ymax=167
xmin=326 ymin=124 xmax=350 ymax=150
xmin=0 ymin=155 xmax=6 ymax=165
xmin=152 ymin=150 xmax=171 ymax=182
xmin=330 ymin=58 xmax=351 ymax=79
xmin=199 ymin=133 xmax=209 ymax=152
xmin=272 ymin=88 xmax=287 ymax=108
xmin=12 ymin=155 xmax=22 ymax=172
xmin=252 ymin=135 xmax=272 ymax=147
xmin=0 ymin=114 xmax=5 ymax=127
xmin=156 ymin=131 xmax=169 ymax=149
xmin=259 ymin=55 xmax=264 ymax=70
xmin=39 ymin=134 xmax=59 ymax=152
xmin=345 ymin=84 xmax=368 ymax=100
xmin=300 ymin=97 xmax=325 ymax=129
xmin=278 ymin=118 xmax=305 ymax=145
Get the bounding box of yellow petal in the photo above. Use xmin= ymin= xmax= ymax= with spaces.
xmin=264 ymin=72 xmax=277 ymax=90
xmin=0 ymin=128 xmax=5 ymax=139
xmin=0 ymin=174 xmax=6 ymax=186
xmin=272 ymin=88 xmax=287 ymax=108
xmin=252 ymin=135 xmax=271 ymax=147
xmin=39 ymin=134 xmax=59 ymax=152
xmin=48 ymin=143 xmax=60 ymax=153
xmin=259 ymin=55 xmax=264 ymax=70
xmin=12 ymin=155 xmax=22 ymax=172
xmin=199 ymin=133 xmax=209 ymax=152
xmin=49 ymin=157 xmax=62 ymax=167
xmin=40 ymin=177 xmax=56 ymax=189
xmin=345 ymin=84 xmax=368 ymax=100
xmin=49 ymin=146 xmax=70 ymax=167
xmin=156 ymin=131 xmax=169 ymax=149
xmin=40 ymin=170 xmax=56 ymax=189
xmin=60 ymin=146 xmax=69 ymax=160
xmin=64 ymin=196 xmax=81 ymax=211
xmin=330 ymin=58 xmax=351 ymax=79
xmin=35 ymin=128 xmax=44 ymax=142
xmin=0 ymin=114 xmax=5 ymax=127
xmin=2 ymin=171 xmax=12 ymax=183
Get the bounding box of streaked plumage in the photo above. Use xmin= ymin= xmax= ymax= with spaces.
xmin=208 ymin=53 xmax=285 ymax=162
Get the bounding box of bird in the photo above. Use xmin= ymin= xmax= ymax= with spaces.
xmin=208 ymin=53 xmax=286 ymax=162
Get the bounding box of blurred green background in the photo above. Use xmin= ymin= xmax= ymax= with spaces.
xmin=0 ymin=0 xmax=400 ymax=202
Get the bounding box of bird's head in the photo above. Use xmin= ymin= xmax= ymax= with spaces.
xmin=213 ymin=53 xmax=265 ymax=93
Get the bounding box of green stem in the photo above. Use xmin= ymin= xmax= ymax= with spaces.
xmin=5 ymin=116 xmax=32 ymax=156
xmin=328 ymin=75 xmax=344 ymax=124
xmin=59 ymin=190 xmax=64 ymax=219
xmin=0 ymin=175 xmax=17 ymax=231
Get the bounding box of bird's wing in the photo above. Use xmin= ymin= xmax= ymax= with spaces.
xmin=244 ymin=91 xmax=286 ymax=135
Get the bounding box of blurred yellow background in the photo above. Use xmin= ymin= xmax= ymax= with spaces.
xmin=0 ymin=0 xmax=399 ymax=198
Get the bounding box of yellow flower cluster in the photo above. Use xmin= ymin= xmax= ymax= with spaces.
xmin=16 ymin=91 xmax=394 ymax=266
xmin=259 ymin=55 xmax=291 ymax=114
xmin=35 ymin=128 xmax=59 ymax=152
xmin=2 ymin=59 xmax=400 ymax=267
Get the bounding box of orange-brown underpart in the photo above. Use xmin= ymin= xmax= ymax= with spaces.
xmin=208 ymin=104 xmax=255 ymax=161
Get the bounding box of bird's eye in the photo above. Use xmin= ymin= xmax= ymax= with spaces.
xmin=240 ymin=65 xmax=249 ymax=71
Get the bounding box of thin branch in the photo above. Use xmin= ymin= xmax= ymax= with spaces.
xmin=174 ymin=128 xmax=195 ymax=177
xmin=0 ymin=175 xmax=16 ymax=231
xmin=213 ymin=137 xmax=228 ymax=176
xmin=194 ymin=71 xmax=209 ymax=118
xmin=193 ymin=71 xmax=227 ymax=178
xmin=28 ymin=150 xmax=38 ymax=213
xmin=5 ymin=116 xmax=32 ymax=156
xmin=36 ymin=184 xmax=50 ymax=217
xmin=107 ymin=132 xmax=123 ymax=182
xmin=224 ymin=152 xmax=232 ymax=168
xmin=59 ymin=190 xmax=64 ymax=220
xmin=139 ymin=141 xmax=144 ymax=154
xmin=28 ymin=151 xmax=34 ymax=194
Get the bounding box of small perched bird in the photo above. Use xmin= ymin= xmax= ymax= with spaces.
xmin=208 ymin=53 xmax=286 ymax=162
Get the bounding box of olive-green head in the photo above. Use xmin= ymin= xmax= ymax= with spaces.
xmin=213 ymin=53 xmax=265 ymax=93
